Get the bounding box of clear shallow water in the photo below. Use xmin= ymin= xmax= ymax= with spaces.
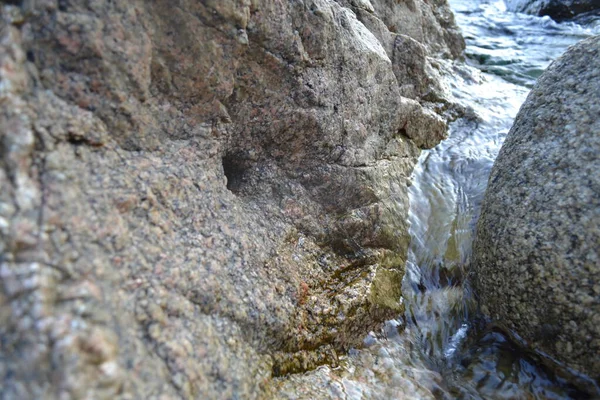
xmin=403 ymin=1 xmax=600 ymax=398
xmin=275 ymin=2 xmax=600 ymax=398
xmin=452 ymin=0 xmax=600 ymax=88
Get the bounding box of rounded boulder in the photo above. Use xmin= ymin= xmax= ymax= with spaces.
xmin=472 ymin=35 xmax=600 ymax=380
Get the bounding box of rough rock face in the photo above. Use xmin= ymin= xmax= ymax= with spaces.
xmin=472 ymin=36 xmax=600 ymax=381
xmin=0 ymin=0 xmax=463 ymax=398
xmin=505 ymin=0 xmax=600 ymax=21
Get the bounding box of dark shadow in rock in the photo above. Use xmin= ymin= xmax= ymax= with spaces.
xmin=222 ymin=153 xmax=249 ymax=195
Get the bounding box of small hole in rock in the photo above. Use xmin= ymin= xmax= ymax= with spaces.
xmin=222 ymin=154 xmax=247 ymax=195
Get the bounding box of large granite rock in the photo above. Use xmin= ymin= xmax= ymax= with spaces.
xmin=505 ymin=0 xmax=600 ymax=21
xmin=0 ymin=0 xmax=463 ymax=398
xmin=472 ymin=36 xmax=600 ymax=381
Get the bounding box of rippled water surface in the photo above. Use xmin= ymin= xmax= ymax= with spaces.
xmin=403 ymin=1 xmax=600 ymax=398
xmin=406 ymin=1 xmax=599 ymax=398
xmin=453 ymin=0 xmax=600 ymax=88
xmin=275 ymin=2 xmax=600 ymax=398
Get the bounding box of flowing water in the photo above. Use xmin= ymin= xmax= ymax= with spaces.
xmin=276 ymin=2 xmax=600 ymax=398
xmin=401 ymin=1 xmax=600 ymax=398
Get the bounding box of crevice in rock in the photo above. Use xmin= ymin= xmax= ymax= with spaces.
xmin=222 ymin=153 xmax=249 ymax=195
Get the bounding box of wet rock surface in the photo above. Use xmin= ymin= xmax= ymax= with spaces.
xmin=473 ymin=35 xmax=600 ymax=382
xmin=505 ymin=0 xmax=600 ymax=21
xmin=0 ymin=0 xmax=463 ymax=398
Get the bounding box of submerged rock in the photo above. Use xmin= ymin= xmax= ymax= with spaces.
xmin=473 ymin=36 xmax=600 ymax=381
xmin=0 ymin=0 xmax=463 ymax=398
xmin=505 ymin=0 xmax=600 ymax=21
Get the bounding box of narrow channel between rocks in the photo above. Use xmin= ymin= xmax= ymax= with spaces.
xmin=275 ymin=1 xmax=600 ymax=398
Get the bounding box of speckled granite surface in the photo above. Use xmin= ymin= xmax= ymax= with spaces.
xmin=0 ymin=0 xmax=464 ymax=398
xmin=473 ymin=35 xmax=600 ymax=381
